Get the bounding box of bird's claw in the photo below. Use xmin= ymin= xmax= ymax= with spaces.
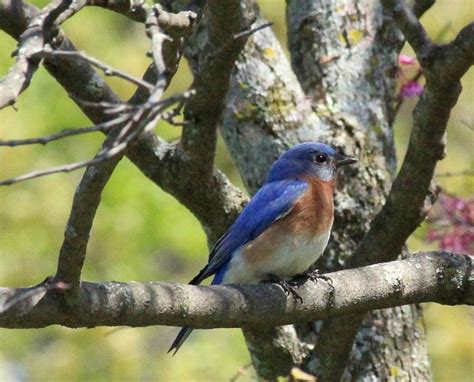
xmin=264 ymin=274 xmax=303 ymax=304
xmin=306 ymin=269 xmax=333 ymax=286
xmin=305 ymin=269 xmax=335 ymax=302
xmin=281 ymin=281 xmax=303 ymax=304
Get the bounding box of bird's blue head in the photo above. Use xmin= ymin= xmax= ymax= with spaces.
xmin=266 ymin=142 xmax=357 ymax=182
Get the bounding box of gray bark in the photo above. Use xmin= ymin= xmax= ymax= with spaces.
xmin=1 ymin=252 xmax=472 ymax=328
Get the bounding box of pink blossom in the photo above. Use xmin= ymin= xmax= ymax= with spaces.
xmin=397 ymin=54 xmax=423 ymax=99
xmin=399 ymin=54 xmax=417 ymax=65
xmin=426 ymin=194 xmax=474 ymax=255
xmin=400 ymin=80 xmax=424 ymax=98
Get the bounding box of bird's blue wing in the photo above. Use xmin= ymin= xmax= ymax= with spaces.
xmin=189 ymin=179 xmax=308 ymax=285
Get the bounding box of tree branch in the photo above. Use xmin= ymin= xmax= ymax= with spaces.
xmin=54 ymin=151 xmax=122 ymax=286
xmin=179 ymin=0 xmax=258 ymax=182
xmin=0 ymin=252 xmax=471 ymax=329
xmin=388 ymin=0 xmax=433 ymax=53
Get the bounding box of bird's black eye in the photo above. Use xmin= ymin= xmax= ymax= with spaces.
xmin=314 ymin=153 xmax=327 ymax=164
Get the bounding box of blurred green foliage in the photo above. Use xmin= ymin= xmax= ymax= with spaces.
xmin=0 ymin=1 xmax=472 ymax=381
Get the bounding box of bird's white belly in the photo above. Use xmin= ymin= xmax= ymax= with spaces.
xmin=222 ymin=231 xmax=331 ymax=284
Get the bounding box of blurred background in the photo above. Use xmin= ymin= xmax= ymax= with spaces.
xmin=0 ymin=0 xmax=472 ymax=380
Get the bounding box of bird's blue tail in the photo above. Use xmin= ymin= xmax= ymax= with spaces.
xmin=169 ymin=263 xmax=228 ymax=355
xmin=168 ymin=327 xmax=193 ymax=356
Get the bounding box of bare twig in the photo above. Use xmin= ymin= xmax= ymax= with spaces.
xmin=104 ymin=5 xmax=174 ymax=147
xmin=40 ymin=47 xmax=154 ymax=90
xmin=0 ymin=117 xmax=127 ymax=147
xmin=0 ymin=252 xmax=472 ymax=328
xmin=386 ymin=0 xmax=434 ymax=54
xmin=211 ymin=21 xmax=273 ymax=59
xmin=0 ymin=154 xmax=113 ymax=186
xmin=0 ymin=93 xmax=191 ymax=186
xmin=144 ymin=5 xmax=169 ymax=99
xmin=70 ymin=97 xmax=137 ymax=114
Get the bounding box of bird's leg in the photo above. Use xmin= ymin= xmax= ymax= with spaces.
xmin=264 ymin=273 xmax=303 ymax=304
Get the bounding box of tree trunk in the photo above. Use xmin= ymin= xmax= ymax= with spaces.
xmin=163 ymin=0 xmax=432 ymax=380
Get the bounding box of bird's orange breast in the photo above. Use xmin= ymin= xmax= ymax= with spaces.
xmin=286 ymin=176 xmax=335 ymax=236
xmin=242 ymin=176 xmax=335 ymax=267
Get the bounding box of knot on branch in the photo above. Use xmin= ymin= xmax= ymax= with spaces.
xmin=431 ymin=252 xmax=473 ymax=305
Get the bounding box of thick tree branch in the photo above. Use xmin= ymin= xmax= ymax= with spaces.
xmin=0 ymin=252 xmax=471 ymax=329
xmin=179 ymin=0 xmax=257 ymax=182
xmin=55 ymin=148 xmax=122 ymax=286
xmin=388 ymin=0 xmax=433 ymax=53
xmin=54 ymin=4 xmax=192 ymax=286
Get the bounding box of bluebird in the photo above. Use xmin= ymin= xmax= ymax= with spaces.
xmin=168 ymin=142 xmax=357 ymax=354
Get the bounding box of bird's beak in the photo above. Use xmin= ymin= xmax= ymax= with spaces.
xmin=335 ymin=153 xmax=357 ymax=168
